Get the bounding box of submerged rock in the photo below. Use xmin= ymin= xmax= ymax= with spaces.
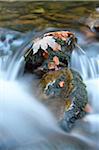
xmin=0 ymin=28 xmax=24 ymax=56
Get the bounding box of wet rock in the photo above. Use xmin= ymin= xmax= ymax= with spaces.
xmin=24 ymin=31 xmax=88 ymax=132
xmin=39 ymin=68 xmax=88 ymax=131
xmin=24 ymin=31 xmax=77 ymax=75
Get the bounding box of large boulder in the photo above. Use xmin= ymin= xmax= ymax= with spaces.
xmin=24 ymin=31 xmax=88 ymax=131
xmin=24 ymin=31 xmax=77 ymax=75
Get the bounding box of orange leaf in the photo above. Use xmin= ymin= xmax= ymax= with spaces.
xmin=59 ymin=81 xmax=65 ymax=87
xmin=53 ymin=56 xmax=59 ymax=65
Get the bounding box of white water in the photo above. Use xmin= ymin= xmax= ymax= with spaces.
xmin=7 ymin=56 xmax=25 ymax=80
xmin=71 ymin=41 xmax=99 ymax=148
xmin=86 ymin=78 xmax=99 ymax=113
xmin=0 ymin=31 xmax=99 ymax=150
xmin=0 ymin=80 xmax=59 ymax=146
xmin=0 ymin=63 xmax=93 ymax=150
xmin=0 ymin=80 xmax=96 ymax=150
xmin=71 ymin=43 xmax=99 ymax=80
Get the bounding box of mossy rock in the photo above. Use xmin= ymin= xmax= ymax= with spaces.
xmin=24 ymin=31 xmax=88 ymax=132
xmin=39 ymin=68 xmax=88 ymax=131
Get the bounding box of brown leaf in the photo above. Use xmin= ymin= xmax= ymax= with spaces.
xmin=42 ymin=51 xmax=49 ymax=59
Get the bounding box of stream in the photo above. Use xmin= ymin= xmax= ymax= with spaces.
xmin=0 ymin=1 xmax=99 ymax=150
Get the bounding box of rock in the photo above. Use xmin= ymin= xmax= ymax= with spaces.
xmin=39 ymin=68 xmax=88 ymax=131
xmin=81 ymin=9 xmax=99 ymax=41
xmin=24 ymin=31 xmax=88 ymax=132
xmin=0 ymin=28 xmax=24 ymax=56
xmin=24 ymin=31 xmax=77 ymax=75
xmin=85 ymin=9 xmax=99 ymax=34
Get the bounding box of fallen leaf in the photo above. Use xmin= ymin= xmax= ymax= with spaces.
xmin=33 ymin=36 xmax=60 ymax=54
xmin=53 ymin=56 xmax=59 ymax=65
xmin=42 ymin=51 xmax=49 ymax=59
xmin=59 ymin=81 xmax=65 ymax=87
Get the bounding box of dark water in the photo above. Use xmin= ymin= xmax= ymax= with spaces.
xmin=0 ymin=1 xmax=98 ymax=32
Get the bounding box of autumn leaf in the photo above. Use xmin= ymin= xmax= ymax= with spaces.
xmin=53 ymin=56 xmax=59 ymax=65
xmin=32 ymin=36 xmax=61 ymax=55
xmin=42 ymin=51 xmax=49 ymax=59
xmin=59 ymin=81 xmax=65 ymax=87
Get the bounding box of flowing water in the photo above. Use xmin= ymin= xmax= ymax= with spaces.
xmin=71 ymin=43 xmax=99 ymax=79
xmin=0 ymin=1 xmax=99 ymax=150
xmin=0 ymin=33 xmax=96 ymax=150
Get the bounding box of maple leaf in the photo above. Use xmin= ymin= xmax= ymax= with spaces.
xmin=32 ymin=36 xmax=61 ymax=54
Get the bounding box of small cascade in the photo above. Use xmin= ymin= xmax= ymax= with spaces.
xmin=0 ymin=30 xmax=35 ymax=80
xmin=7 ymin=56 xmax=25 ymax=80
xmin=0 ymin=54 xmax=25 ymax=80
xmin=71 ymin=43 xmax=99 ymax=80
xmin=71 ymin=41 xmax=99 ymax=147
xmin=0 ymin=29 xmax=99 ymax=149
xmin=0 ymin=55 xmax=10 ymax=79
xmin=0 ymin=80 xmax=96 ymax=150
xmin=86 ymin=78 xmax=99 ymax=113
